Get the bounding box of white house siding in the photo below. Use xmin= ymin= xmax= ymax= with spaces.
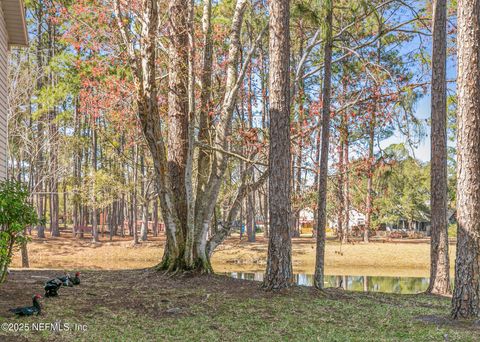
xmin=0 ymin=6 xmax=8 ymax=180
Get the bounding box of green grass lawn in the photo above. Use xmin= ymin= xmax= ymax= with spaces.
xmin=1 ymin=270 xmax=478 ymax=341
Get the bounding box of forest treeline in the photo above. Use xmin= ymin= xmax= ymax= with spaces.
xmin=6 ymin=0 xmax=480 ymax=318
xmin=8 ymin=0 xmax=440 ymax=243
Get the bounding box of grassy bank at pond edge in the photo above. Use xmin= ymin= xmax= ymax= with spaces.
xmin=1 ymin=270 xmax=479 ymax=341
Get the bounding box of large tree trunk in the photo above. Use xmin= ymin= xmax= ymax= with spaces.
xmin=451 ymin=0 xmax=480 ymax=319
xmin=263 ymin=0 xmax=293 ymax=291
xmin=167 ymin=0 xmax=189 ymax=241
xmin=427 ymin=0 xmax=451 ymax=295
xmin=314 ymin=0 xmax=333 ymax=290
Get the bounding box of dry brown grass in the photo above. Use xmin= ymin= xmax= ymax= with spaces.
xmin=10 ymin=232 xmax=456 ymax=277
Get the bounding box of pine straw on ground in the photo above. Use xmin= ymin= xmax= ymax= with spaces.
xmin=0 ymin=269 xmax=478 ymax=341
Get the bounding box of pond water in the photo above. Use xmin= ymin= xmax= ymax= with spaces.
xmin=228 ymin=272 xmax=430 ymax=294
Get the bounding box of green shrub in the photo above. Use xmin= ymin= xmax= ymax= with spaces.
xmin=0 ymin=180 xmax=39 ymax=283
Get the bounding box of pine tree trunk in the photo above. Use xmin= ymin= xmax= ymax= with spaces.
xmin=153 ymin=199 xmax=159 ymax=237
xmin=260 ymin=45 xmax=269 ymax=239
xmin=263 ymin=0 xmax=293 ymax=290
xmin=132 ymin=145 xmax=139 ymax=245
xmin=246 ymin=190 xmax=256 ymax=242
xmin=365 ymin=20 xmax=383 ymax=243
xmin=365 ymin=113 xmax=374 ymax=243
xmin=141 ymin=202 xmax=149 ymax=241
xmin=35 ymin=0 xmax=46 ymax=239
xmin=49 ymin=109 xmax=59 ymax=237
xmin=337 ymin=142 xmax=345 ymax=242
xmin=91 ymin=122 xmax=99 ymax=242
xmin=314 ymin=0 xmax=333 ymax=290
xmin=344 ymin=129 xmax=350 ymax=241
xmin=313 ymin=120 xmax=321 ymax=237
xmin=451 ymin=0 xmax=480 ymax=319
xmin=21 ymin=228 xmax=29 ymax=268
xmin=109 ymin=203 xmax=115 ymax=240
xmin=72 ymin=97 xmax=81 ymax=238
xmin=140 ymin=153 xmax=148 ymax=241
xmin=427 ymin=0 xmax=451 ymax=295
xmin=246 ymin=56 xmax=256 ymax=243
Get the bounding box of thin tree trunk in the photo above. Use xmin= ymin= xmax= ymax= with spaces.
xmin=313 ymin=115 xmax=321 ymax=236
xmin=140 ymin=153 xmax=149 ymax=241
xmin=21 ymin=228 xmax=29 ymax=268
xmin=132 ymin=144 xmax=139 ymax=244
xmin=72 ymin=97 xmax=81 ymax=238
xmin=63 ymin=181 xmax=67 ymax=229
xmin=49 ymin=108 xmax=59 ymax=237
xmin=35 ymin=1 xmax=45 ymax=239
xmin=263 ymin=0 xmax=293 ymax=291
xmin=91 ymin=121 xmax=99 ymax=242
xmin=344 ymin=128 xmax=350 ymax=241
xmin=427 ymin=0 xmax=451 ymax=295
xmin=153 ymin=199 xmax=159 ymax=237
xmin=314 ymin=0 xmax=333 ymax=290
xmin=246 ymin=59 xmax=256 ymax=243
xmin=141 ymin=201 xmax=149 ymax=241
xmin=337 ymin=142 xmax=344 ymax=241
xmin=365 ymin=110 xmax=374 ymax=242
xmin=365 ymin=22 xmax=382 ymax=243
xmin=260 ymin=45 xmax=269 ymax=239
xmin=451 ymin=0 xmax=480 ymax=319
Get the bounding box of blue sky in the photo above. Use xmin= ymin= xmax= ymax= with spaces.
xmin=380 ymin=95 xmax=431 ymax=162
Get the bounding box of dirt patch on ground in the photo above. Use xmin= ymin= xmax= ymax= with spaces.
xmin=415 ymin=315 xmax=480 ymax=332
xmin=0 ymin=269 xmax=322 ymax=319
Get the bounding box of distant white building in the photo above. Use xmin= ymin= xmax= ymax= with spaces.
xmin=299 ymin=208 xmax=314 ymax=222
xmin=328 ymin=208 xmax=366 ymax=230
xmin=298 ymin=208 xmax=315 ymax=235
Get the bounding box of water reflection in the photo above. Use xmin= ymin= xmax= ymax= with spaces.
xmin=229 ymin=272 xmax=429 ymax=294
